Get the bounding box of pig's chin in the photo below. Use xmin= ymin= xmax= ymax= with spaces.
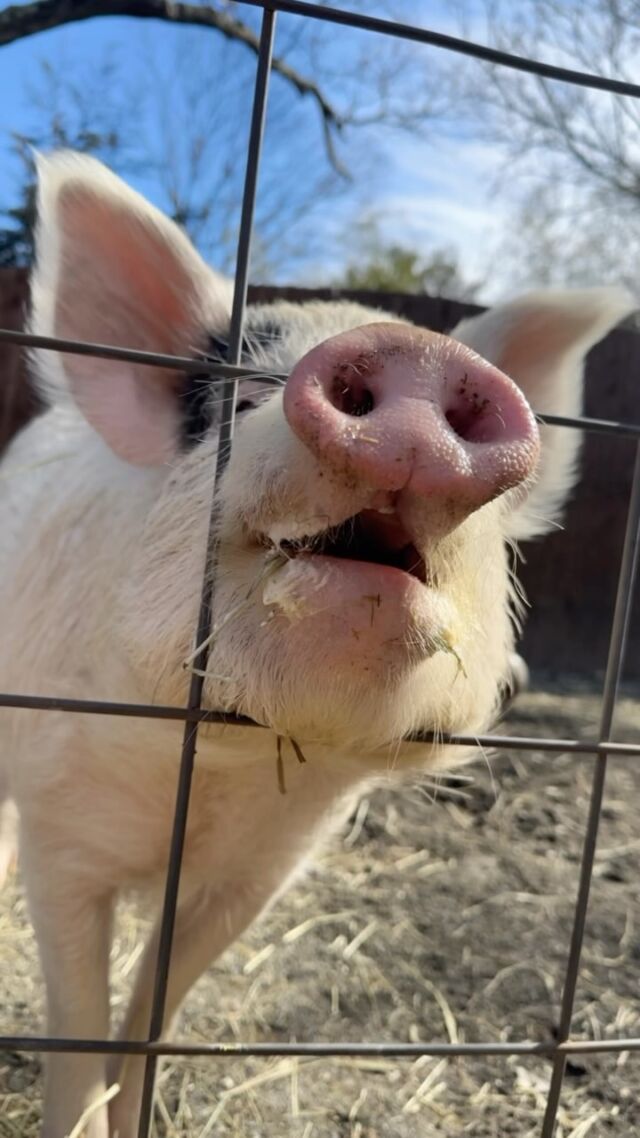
xmin=205 ymin=507 xmax=509 ymax=748
xmin=203 ymin=507 xmax=483 ymax=746
xmin=215 ymin=549 xmax=471 ymax=750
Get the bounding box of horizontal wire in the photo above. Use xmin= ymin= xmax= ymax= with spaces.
xmin=535 ymin=413 xmax=640 ymax=440
xmin=0 ymin=327 xmax=277 ymax=383
xmin=239 ymin=0 xmax=640 ymax=99
xmin=0 ymin=326 xmax=638 ymax=438
xmin=0 ymin=693 xmax=638 ymax=756
xmin=0 ymin=1034 xmax=637 ymax=1057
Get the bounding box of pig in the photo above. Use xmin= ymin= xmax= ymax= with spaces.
xmin=0 ymin=152 xmax=633 ymax=1138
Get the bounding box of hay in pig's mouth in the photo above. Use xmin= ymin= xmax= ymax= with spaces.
xmin=275 ymin=509 xmax=429 ymax=585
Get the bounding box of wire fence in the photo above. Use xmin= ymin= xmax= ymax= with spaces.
xmin=0 ymin=3 xmax=639 ymax=1137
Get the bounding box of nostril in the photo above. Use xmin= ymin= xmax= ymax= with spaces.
xmin=446 ymin=402 xmax=493 ymax=443
xmin=445 ymin=373 xmax=505 ymax=444
xmin=330 ymin=375 xmax=375 ymax=417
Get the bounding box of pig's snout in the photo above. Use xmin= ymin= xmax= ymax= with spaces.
xmin=283 ymin=323 xmax=540 ymax=517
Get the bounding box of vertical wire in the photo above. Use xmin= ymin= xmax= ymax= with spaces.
xmin=135 ymin=10 xmax=277 ymax=1136
xmin=540 ymin=440 xmax=640 ymax=1138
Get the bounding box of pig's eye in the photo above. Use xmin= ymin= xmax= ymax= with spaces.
xmin=236 ymin=399 xmax=256 ymax=414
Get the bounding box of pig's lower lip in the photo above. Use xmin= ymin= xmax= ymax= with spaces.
xmin=261 ymin=553 xmax=456 ymax=664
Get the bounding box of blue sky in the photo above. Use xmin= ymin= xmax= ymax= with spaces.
xmin=0 ymin=2 xmax=557 ymax=300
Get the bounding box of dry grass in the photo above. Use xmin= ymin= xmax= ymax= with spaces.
xmin=1 ymin=679 xmax=639 ymax=1136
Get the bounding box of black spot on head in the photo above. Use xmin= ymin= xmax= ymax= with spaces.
xmin=209 ymin=319 xmax=283 ymax=366
xmin=179 ymin=320 xmax=283 ymax=449
xmin=182 ymin=370 xmax=222 ymax=446
xmin=179 ymin=332 xmax=227 ymax=448
xmin=240 ymin=316 xmax=283 ymax=366
xmin=208 ymin=332 xmax=231 ymax=360
xmin=181 ymin=372 xmax=216 ymax=448
xmin=244 ymin=316 xmax=283 ymax=347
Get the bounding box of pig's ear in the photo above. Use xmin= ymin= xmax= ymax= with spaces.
xmin=452 ymin=289 xmax=636 ymax=539
xmin=30 ymin=152 xmax=232 ymax=465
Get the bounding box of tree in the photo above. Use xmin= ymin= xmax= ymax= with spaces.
xmin=0 ymin=1 xmax=342 ymax=146
xmin=452 ymin=0 xmax=640 ymax=292
xmin=0 ymin=1 xmax=445 ymax=278
xmin=0 ymin=54 xmax=139 ymax=267
xmin=338 ymin=218 xmax=480 ymax=299
xmin=0 ymin=3 xmax=349 ymax=273
xmin=0 ymin=141 xmax=36 ymax=268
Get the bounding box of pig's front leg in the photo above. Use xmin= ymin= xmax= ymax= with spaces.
xmin=108 ymin=878 xmax=281 ymax=1137
xmin=0 ymin=770 xmax=17 ymax=888
xmin=21 ymin=838 xmax=113 ymax=1138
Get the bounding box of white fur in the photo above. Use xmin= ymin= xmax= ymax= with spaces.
xmin=0 ymin=154 xmax=634 ymax=1137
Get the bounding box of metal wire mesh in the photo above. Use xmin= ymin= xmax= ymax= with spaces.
xmin=0 ymin=3 xmax=638 ymax=1137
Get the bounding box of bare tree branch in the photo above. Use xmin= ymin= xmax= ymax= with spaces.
xmin=449 ymin=0 xmax=640 ymax=290
xmin=0 ymin=0 xmax=347 ymax=171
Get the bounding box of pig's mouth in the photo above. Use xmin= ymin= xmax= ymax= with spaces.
xmin=275 ymin=510 xmax=428 ymax=584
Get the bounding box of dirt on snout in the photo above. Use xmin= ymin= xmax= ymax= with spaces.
xmin=1 ymin=678 xmax=639 ymax=1138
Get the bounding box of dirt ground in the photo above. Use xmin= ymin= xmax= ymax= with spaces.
xmin=1 ymin=678 xmax=639 ymax=1138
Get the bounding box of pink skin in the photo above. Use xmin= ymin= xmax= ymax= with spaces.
xmin=262 ymin=553 xmax=455 ymax=671
xmin=283 ymin=322 xmax=540 ymax=514
xmin=265 ymin=322 xmax=541 ymax=667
